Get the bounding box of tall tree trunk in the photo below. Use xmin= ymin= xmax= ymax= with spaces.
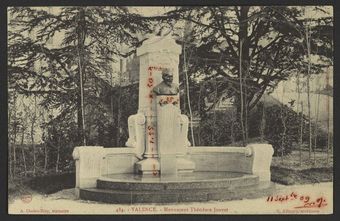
xmin=313 ymin=85 xmax=321 ymax=165
xmin=116 ymin=64 xmax=122 ymax=146
xmin=9 ymin=137 xmax=13 ymax=179
xmin=296 ymin=72 xmax=302 ymax=165
xmin=326 ymin=43 xmax=333 ymax=165
xmin=31 ymin=96 xmax=37 ymax=175
xmin=110 ymin=62 xmax=116 ymax=145
xmin=280 ymin=84 xmax=287 ymax=163
xmin=44 ymin=142 xmax=48 ymax=173
xmin=239 ymin=39 xmax=246 ymax=145
xmin=42 ymin=113 xmax=48 ymax=173
xmin=9 ymin=91 xmax=20 ymax=179
xmin=11 ymin=92 xmax=17 ymax=178
xmin=326 ymin=113 xmax=331 ymax=164
xmin=13 ymin=124 xmax=17 ymax=177
xmin=31 ymin=124 xmax=36 ymax=175
xmin=240 ymin=6 xmax=250 ymax=141
xmin=20 ymin=128 xmax=27 ymax=176
xmin=183 ymin=43 xmax=195 ymax=146
xmin=238 ymin=6 xmax=250 ymax=145
xmin=198 ymin=84 xmax=202 ymax=145
xmin=260 ymin=99 xmax=266 ymax=142
xmin=244 ymin=75 xmax=249 ymax=141
xmin=326 ymin=70 xmax=331 ymax=165
xmin=9 ymin=113 xmax=13 ymax=179
xmin=212 ymin=78 xmax=217 ymax=144
xmin=299 ymin=102 xmax=304 ymax=166
xmin=230 ymin=110 xmax=236 ymax=144
xmin=305 ymin=22 xmax=312 ymax=160
xmin=56 ymin=142 xmax=60 ymax=173
xmin=77 ymin=8 xmax=87 ymax=146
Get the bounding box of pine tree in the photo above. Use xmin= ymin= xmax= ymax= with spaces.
xmin=8 ymin=7 xmax=152 ymax=145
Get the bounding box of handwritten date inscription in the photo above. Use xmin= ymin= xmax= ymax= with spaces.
xmin=267 ymin=192 xmax=327 ymax=209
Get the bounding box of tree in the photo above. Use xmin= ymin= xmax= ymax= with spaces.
xmin=8 ymin=90 xmax=18 ymax=178
xmin=43 ymin=114 xmax=78 ymax=173
xmin=29 ymin=96 xmax=38 ymax=174
xmin=166 ymin=6 xmax=333 ymax=143
xmin=8 ymin=7 xmax=152 ymax=145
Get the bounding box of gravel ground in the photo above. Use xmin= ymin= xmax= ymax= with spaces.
xmin=8 ymin=182 xmax=333 ymax=215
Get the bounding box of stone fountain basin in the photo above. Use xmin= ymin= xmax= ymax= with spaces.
xmin=79 ymin=172 xmax=275 ymax=204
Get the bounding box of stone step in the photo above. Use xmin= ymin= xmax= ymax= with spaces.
xmin=79 ymin=182 xmax=275 ymax=204
xmin=97 ymin=173 xmax=259 ymax=191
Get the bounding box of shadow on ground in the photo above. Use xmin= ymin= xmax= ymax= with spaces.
xmin=17 ymin=173 xmax=76 ymax=194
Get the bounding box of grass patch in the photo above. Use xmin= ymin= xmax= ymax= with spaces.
xmin=271 ymin=166 xmax=333 ymax=185
xmin=8 ymin=177 xmax=35 ymax=203
xmin=271 ymin=150 xmax=333 ymax=185
xmin=8 ymin=172 xmax=75 ymax=203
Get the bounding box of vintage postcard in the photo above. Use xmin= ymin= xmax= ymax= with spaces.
xmin=7 ymin=5 xmax=333 ymax=215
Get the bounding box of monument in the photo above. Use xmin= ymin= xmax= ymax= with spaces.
xmin=152 ymin=68 xmax=179 ymax=95
xmin=72 ymin=35 xmax=275 ymax=204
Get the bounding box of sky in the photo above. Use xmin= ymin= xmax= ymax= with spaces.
xmin=129 ymin=7 xmax=173 ymax=16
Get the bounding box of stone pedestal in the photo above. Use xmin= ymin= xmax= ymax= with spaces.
xmin=132 ymin=36 xmax=183 ymax=175
xmin=134 ymin=158 xmax=160 ymax=175
xmin=136 ymin=36 xmax=181 ymax=114
xmin=156 ymin=95 xmax=195 ymax=174
xmin=246 ymin=143 xmax=274 ymax=181
xmin=156 ymin=95 xmax=180 ymax=174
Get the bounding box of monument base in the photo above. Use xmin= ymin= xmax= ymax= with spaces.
xmin=135 ymin=158 xmax=160 ymax=175
xmin=135 ymin=156 xmax=195 ymax=175
xmin=79 ymin=172 xmax=275 ymax=204
xmin=73 ymin=144 xmax=275 ymax=202
xmin=159 ymin=154 xmax=177 ymax=174
xmin=176 ymin=157 xmax=195 ymax=173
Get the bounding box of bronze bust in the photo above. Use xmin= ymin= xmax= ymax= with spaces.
xmin=152 ymin=68 xmax=179 ymax=95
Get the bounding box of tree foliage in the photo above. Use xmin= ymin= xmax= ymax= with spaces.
xmin=168 ymin=6 xmax=333 ymax=113
xmin=8 ymin=6 xmax=152 ymax=145
xmin=7 ymin=6 xmax=333 ymax=177
xmin=248 ymin=102 xmax=329 ymax=156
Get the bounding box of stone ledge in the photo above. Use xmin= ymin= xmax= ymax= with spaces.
xmin=188 ymin=144 xmax=274 ymax=182
xmin=72 ymin=146 xmax=104 ymax=198
xmin=79 ymin=181 xmax=275 ymax=204
xmin=97 ymin=174 xmax=258 ymax=191
xmin=188 ymin=146 xmax=249 ymax=154
xmin=102 ymin=147 xmax=136 ymax=155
